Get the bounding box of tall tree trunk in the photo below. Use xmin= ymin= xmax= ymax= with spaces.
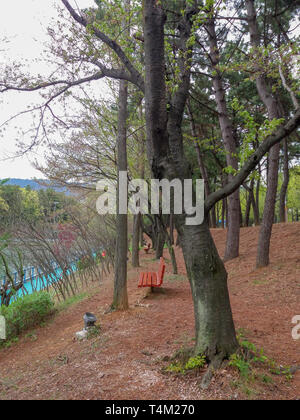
xmin=132 ymin=213 xmax=141 ymax=267
xmin=221 ymin=198 xmax=226 ymax=228
xmin=187 ymin=103 xmax=217 ymax=228
xmin=143 ymin=0 xmax=238 ymax=369
xmin=139 ymin=217 xmax=144 ymax=247
xmin=179 ymin=218 xmax=238 ymax=362
xmin=244 ymin=178 xmax=256 ymax=226
xmin=279 ymin=139 xmax=289 ymax=223
xmin=206 ymin=18 xmax=240 ymax=261
xmin=255 ymin=169 xmax=261 ymax=225
xmin=244 ymin=189 xmax=252 ymax=227
xmin=246 ymin=0 xmax=283 ymax=268
xmin=155 ymin=218 xmax=165 ymax=260
xmin=169 ymin=212 xmax=174 ymax=245
xmin=166 ymin=216 xmax=178 ymax=274
xmin=211 ymin=205 xmax=217 ymax=228
xmin=132 ymin=103 xmax=146 ymax=266
xmin=111 ymin=79 xmax=129 ymax=310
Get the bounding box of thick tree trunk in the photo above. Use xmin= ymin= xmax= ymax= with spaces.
xmin=178 ymin=218 xmax=238 ymax=361
xmin=143 ymin=0 xmax=238 ymax=367
xmin=279 ymin=139 xmax=289 ymax=223
xmin=111 ymin=79 xmax=129 ymax=310
xmin=206 ymin=19 xmax=240 ymax=261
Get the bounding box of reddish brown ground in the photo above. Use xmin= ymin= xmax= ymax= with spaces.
xmin=0 ymin=223 xmax=299 ymax=400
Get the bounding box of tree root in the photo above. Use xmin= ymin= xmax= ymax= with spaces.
xmin=200 ymin=354 xmax=224 ymax=390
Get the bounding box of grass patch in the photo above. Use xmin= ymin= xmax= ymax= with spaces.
xmin=56 ymin=292 xmax=89 ymax=312
xmin=229 ymin=334 xmax=293 ymax=384
xmin=165 ymin=274 xmax=186 ymax=283
xmin=0 ymin=292 xmax=55 ymax=348
xmin=165 ymin=354 xmax=206 ymax=375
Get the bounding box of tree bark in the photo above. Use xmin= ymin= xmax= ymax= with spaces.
xmin=187 ymin=102 xmax=217 ymax=228
xmin=244 ymin=178 xmax=256 ymax=226
xmin=143 ymin=0 xmax=238 ymax=366
xmin=246 ymin=0 xmax=283 ymax=268
xmin=111 ymin=79 xmax=129 ymax=310
xmin=255 ymin=167 xmax=261 ymax=225
xmin=206 ymin=18 xmax=240 ymax=261
xmin=244 ymin=186 xmax=252 ymax=227
xmin=132 ymin=102 xmax=146 ymax=266
xmin=155 ymin=218 xmax=165 ymax=260
xmin=279 ymin=139 xmax=289 ymax=223
xmin=179 ymin=219 xmax=238 ymax=360
xmin=132 ymin=213 xmax=141 ymax=267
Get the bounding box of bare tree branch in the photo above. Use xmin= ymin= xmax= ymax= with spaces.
xmin=61 ymin=0 xmax=144 ymax=92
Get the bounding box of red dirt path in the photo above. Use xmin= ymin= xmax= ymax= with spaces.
xmin=0 ymin=223 xmax=299 ymax=400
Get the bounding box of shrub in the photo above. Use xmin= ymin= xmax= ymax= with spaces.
xmin=165 ymin=354 xmax=206 ymax=374
xmin=0 ymin=292 xmax=55 ymax=344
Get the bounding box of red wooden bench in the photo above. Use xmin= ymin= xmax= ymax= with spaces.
xmin=138 ymin=257 xmax=166 ymax=288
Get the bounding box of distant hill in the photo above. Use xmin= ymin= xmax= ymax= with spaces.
xmin=1 ymin=179 xmax=68 ymax=193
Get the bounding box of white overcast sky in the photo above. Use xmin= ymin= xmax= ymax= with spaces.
xmin=0 ymin=0 xmax=96 ymax=179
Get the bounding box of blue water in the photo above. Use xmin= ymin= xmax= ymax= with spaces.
xmin=1 ymin=252 xmax=102 ymax=305
xmin=0 ymin=261 xmax=78 ymax=304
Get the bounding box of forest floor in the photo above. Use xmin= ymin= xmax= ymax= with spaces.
xmin=0 ymin=223 xmax=299 ymax=400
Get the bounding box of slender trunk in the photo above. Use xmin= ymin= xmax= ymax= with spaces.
xmin=111 ymin=79 xmax=129 ymax=310
xmin=139 ymin=217 xmax=144 ymax=247
xmin=132 ymin=213 xmax=141 ymax=267
xmin=165 ymin=221 xmax=178 ymax=274
xmin=151 ymin=223 xmax=157 ymax=250
xmin=244 ymin=190 xmax=251 ymax=227
xmin=244 ymin=178 xmax=255 ymax=226
xmin=211 ymin=205 xmax=217 ymax=228
xmin=132 ymin=102 xmax=146 ymax=264
xmin=256 ymin=140 xmax=280 ymax=268
xmin=187 ymin=105 xmax=217 ymax=229
xmin=168 ymin=244 xmax=178 ymax=274
xmin=206 ymin=18 xmax=240 ymax=261
xmin=221 ymin=200 xmax=225 ymax=228
xmin=279 ymin=139 xmax=289 ymax=223
xmin=246 ymin=0 xmax=282 ymax=268
xmin=169 ymin=212 xmax=174 ymax=245
xmin=239 ymin=201 xmax=243 ymax=227
xmin=255 ymin=172 xmax=261 ymax=225
xmin=155 ymin=219 xmax=165 ymax=259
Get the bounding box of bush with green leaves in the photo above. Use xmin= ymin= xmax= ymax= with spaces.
xmin=165 ymin=354 xmax=206 ymax=374
xmin=0 ymin=291 xmax=55 ymax=345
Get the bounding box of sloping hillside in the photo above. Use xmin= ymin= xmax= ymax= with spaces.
xmin=0 ymin=223 xmax=299 ymax=400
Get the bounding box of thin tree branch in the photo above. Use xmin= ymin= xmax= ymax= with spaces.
xmin=61 ymin=0 xmax=144 ymax=92
xmin=205 ymin=108 xmax=300 ymax=212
